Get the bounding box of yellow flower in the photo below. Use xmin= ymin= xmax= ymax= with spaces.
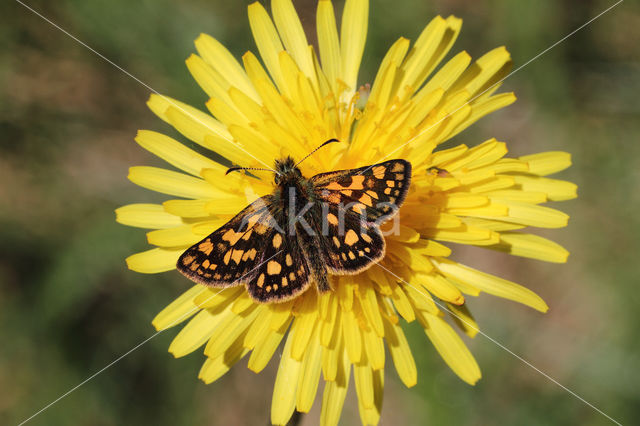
xmin=116 ymin=0 xmax=577 ymax=424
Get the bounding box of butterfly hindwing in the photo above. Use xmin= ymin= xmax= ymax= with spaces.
xmin=177 ymin=196 xmax=275 ymax=286
xmin=246 ymin=231 xmax=311 ymax=302
xmin=319 ymin=204 xmax=386 ymax=274
xmin=310 ymin=159 xmax=411 ymax=224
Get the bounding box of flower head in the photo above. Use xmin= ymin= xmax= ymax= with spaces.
xmin=116 ymin=0 xmax=576 ymax=424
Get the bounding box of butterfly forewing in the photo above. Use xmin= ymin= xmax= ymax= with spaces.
xmin=177 ymin=196 xmax=275 ymax=286
xmin=311 ymin=159 xmax=411 ymax=224
xmin=177 ymin=195 xmax=312 ymax=302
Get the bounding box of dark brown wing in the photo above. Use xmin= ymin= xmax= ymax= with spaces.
xmin=177 ymin=196 xmax=275 ymax=286
xmin=177 ymin=195 xmax=311 ymax=303
xmin=309 ymin=159 xmax=411 ymax=274
xmin=246 ymin=227 xmax=312 ymax=302
xmin=319 ymin=203 xmax=386 ymax=275
xmin=310 ymin=159 xmax=411 ymax=225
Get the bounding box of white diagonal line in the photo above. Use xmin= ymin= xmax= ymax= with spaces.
xmin=360 ymin=0 xmax=623 ymax=174
xmin=18 ymin=250 xmax=283 ymax=425
xmin=13 ymin=0 xmax=273 ymax=171
xmin=368 ymin=258 xmax=622 ymax=425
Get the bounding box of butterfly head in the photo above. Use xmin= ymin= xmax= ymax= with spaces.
xmin=274 ymin=156 xmax=302 ymax=185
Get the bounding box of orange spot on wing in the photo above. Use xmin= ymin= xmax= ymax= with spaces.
xmin=372 ymin=166 xmax=386 ymax=176
xmin=222 ymin=229 xmax=243 ymax=245
xmin=272 ymin=234 xmax=282 ymax=248
xmin=359 ymin=193 xmax=373 ymax=206
xmin=391 ymin=162 xmax=404 ymax=172
xmin=198 ymin=240 xmax=214 ymax=256
xmin=345 ymin=229 xmax=359 ymax=246
xmin=231 ymin=249 xmax=244 ymax=264
xmin=267 ymin=260 xmax=282 ymax=275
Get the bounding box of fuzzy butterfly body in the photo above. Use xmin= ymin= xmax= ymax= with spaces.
xmin=177 ymin=154 xmax=412 ymax=303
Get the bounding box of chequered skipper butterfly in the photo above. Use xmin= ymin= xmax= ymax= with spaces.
xmin=177 ymin=139 xmax=412 ymax=303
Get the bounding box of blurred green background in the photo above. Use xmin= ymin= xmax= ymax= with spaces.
xmin=1 ymin=0 xmax=638 ymax=424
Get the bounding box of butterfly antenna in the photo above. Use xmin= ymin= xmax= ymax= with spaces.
xmin=226 ymin=166 xmax=279 ymax=175
xmin=294 ymin=138 xmax=340 ymax=168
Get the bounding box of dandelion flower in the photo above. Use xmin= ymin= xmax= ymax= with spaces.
xmin=116 ymin=0 xmax=577 ymax=424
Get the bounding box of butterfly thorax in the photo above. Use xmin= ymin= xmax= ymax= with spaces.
xmin=272 ymin=156 xmax=316 ymax=210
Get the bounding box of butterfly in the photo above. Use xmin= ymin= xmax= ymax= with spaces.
xmin=177 ymin=139 xmax=412 ymax=303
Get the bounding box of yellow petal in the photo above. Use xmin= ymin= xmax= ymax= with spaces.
xmin=248 ymin=2 xmax=285 ymax=90
xmin=490 ymin=200 xmax=569 ymax=228
xmin=163 ymin=199 xmax=211 ymax=218
xmin=270 ymin=301 xmax=295 ymax=330
xmin=228 ymin=86 xmax=267 ymax=127
xmin=321 ymin=330 xmax=341 ymax=382
xmin=342 ymin=308 xmax=362 ymax=363
xmin=199 ymin=340 xmax=250 ymax=384
xmin=152 ymin=285 xmax=206 ymax=331
xmin=403 ymin=282 xmax=439 ymax=315
xmin=115 ymin=203 xmax=183 ymax=229
xmin=423 ymin=312 xmax=481 ymax=384
xmin=248 ymin=316 xmax=292 ymax=373
xmin=520 ymin=151 xmax=572 ymax=176
xmin=419 ymin=50 xmax=471 ymax=98
xmin=511 ymin=174 xmax=578 ymax=201
xmin=493 ymin=232 xmax=569 ymax=263
xmin=147 ymin=94 xmax=233 ymax=148
xmin=194 ymin=33 xmax=259 ymax=101
xmin=434 ymin=258 xmax=548 ymax=312
xmin=450 ymin=92 xmax=516 ymax=139
xmin=204 ymin=304 xmax=260 ymax=359
xmin=128 ymin=166 xmax=223 ymax=199
xmin=296 ymin=327 xmax=323 ymax=413
xmin=452 ymin=46 xmax=512 ymax=97
xmin=194 ymin=287 xmax=243 ymax=310
xmin=290 ymin=293 xmax=319 ymax=360
xmin=390 ymin=284 xmax=416 ymax=322
xmin=272 ymin=0 xmax=317 ymax=88
xmin=206 ymin=97 xmax=250 ymax=129
xmin=317 ymin=0 xmax=341 ymax=92
xmin=416 ymin=272 xmax=464 ymax=305
xmin=430 ymin=224 xmax=499 ymax=246
xmin=447 ymin=302 xmax=479 ymax=338
xmin=321 ymin=298 xmax=340 ymax=347
xmin=146 ymin=225 xmax=200 ymax=247
xmin=125 ymin=247 xmax=182 ymax=273
xmin=486 ymin=190 xmax=547 ymax=204
xmin=354 ymin=359 xmax=374 ymax=409
xmin=320 ymin=341 xmax=351 ymax=426
xmin=271 ymin=332 xmax=302 ymax=426
xmin=383 ymin=316 xmax=417 ymax=387
xmin=399 ymin=16 xmax=448 ymax=94
xmin=336 ymin=276 xmax=354 ymax=311
xmin=340 ymin=0 xmax=368 ymax=94
xmin=357 ymin=368 xmax=383 ymax=426
xmin=243 ymin=307 xmax=273 ymax=349
xmin=185 ymin=54 xmax=234 ymax=106
xmin=362 ymin=321 xmax=385 ymax=370
xmin=357 ymin=283 xmax=384 ymax=337
xmin=169 ymin=307 xmax=228 ymax=358
xmin=135 ymin=130 xmax=224 ymax=176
